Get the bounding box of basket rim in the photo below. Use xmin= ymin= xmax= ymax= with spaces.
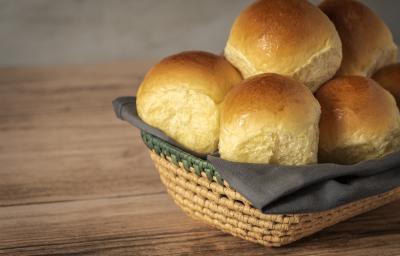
xmin=141 ymin=131 xmax=224 ymax=185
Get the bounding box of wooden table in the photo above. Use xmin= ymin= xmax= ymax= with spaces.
xmin=1 ymin=63 xmax=399 ymax=256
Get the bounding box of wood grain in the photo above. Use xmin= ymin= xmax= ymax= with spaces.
xmin=0 ymin=62 xmax=399 ymax=256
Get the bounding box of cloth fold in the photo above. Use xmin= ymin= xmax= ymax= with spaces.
xmin=113 ymin=96 xmax=400 ymax=214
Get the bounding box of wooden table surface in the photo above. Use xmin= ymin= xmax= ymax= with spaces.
xmin=1 ymin=63 xmax=399 ymax=256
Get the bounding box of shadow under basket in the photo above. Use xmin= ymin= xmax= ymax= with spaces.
xmin=141 ymin=131 xmax=400 ymax=247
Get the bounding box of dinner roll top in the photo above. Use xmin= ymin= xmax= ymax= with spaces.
xmin=320 ymin=0 xmax=398 ymax=77
xmin=373 ymin=63 xmax=400 ymax=107
xmin=224 ymin=0 xmax=342 ymax=92
xmin=219 ymin=73 xmax=321 ymax=165
xmin=316 ymin=76 xmax=400 ymax=164
xmin=137 ymin=51 xmax=242 ymax=154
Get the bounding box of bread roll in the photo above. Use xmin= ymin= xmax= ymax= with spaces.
xmin=372 ymin=63 xmax=400 ymax=107
xmin=219 ymin=73 xmax=321 ymax=165
xmin=136 ymin=51 xmax=242 ymax=154
xmin=320 ymin=0 xmax=398 ymax=77
xmin=316 ymin=76 xmax=400 ymax=164
xmin=224 ymin=0 xmax=342 ymax=92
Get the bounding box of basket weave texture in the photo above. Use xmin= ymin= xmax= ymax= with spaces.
xmin=142 ymin=132 xmax=400 ymax=247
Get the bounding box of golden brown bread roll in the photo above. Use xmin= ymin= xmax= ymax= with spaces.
xmin=316 ymin=76 xmax=400 ymax=164
xmin=219 ymin=73 xmax=321 ymax=165
xmin=224 ymin=0 xmax=342 ymax=92
xmin=320 ymin=0 xmax=398 ymax=77
xmin=136 ymin=51 xmax=242 ymax=154
xmin=372 ymin=63 xmax=400 ymax=107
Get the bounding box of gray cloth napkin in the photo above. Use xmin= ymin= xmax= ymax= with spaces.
xmin=113 ymin=96 xmax=400 ymax=214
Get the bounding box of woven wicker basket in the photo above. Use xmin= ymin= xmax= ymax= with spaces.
xmin=141 ymin=131 xmax=400 ymax=247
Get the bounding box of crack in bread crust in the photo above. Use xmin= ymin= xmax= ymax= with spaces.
xmin=224 ymin=42 xmax=342 ymax=92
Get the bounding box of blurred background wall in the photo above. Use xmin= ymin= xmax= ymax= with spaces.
xmin=0 ymin=0 xmax=399 ymax=67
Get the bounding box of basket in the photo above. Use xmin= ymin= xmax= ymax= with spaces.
xmin=141 ymin=131 xmax=400 ymax=247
